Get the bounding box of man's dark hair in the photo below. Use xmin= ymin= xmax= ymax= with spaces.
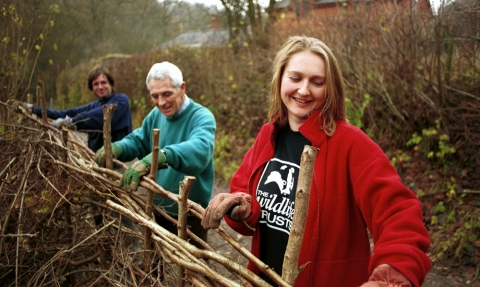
xmin=87 ymin=65 xmax=115 ymax=91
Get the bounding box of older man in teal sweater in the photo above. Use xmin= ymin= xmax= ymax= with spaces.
xmin=96 ymin=61 xmax=216 ymax=247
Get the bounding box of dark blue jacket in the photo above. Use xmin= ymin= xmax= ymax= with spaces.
xmin=33 ymin=93 xmax=132 ymax=151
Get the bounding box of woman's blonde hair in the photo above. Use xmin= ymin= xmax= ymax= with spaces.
xmin=268 ymin=36 xmax=346 ymax=136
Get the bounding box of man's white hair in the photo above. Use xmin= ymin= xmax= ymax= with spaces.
xmin=146 ymin=61 xmax=183 ymax=90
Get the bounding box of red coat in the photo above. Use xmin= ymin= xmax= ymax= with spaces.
xmin=225 ymin=110 xmax=431 ymax=287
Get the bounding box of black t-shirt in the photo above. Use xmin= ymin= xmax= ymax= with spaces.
xmin=256 ymin=125 xmax=311 ymax=285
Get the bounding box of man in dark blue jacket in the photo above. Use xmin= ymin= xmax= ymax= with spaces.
xmin=9 ymin=65 xmax=132 ymax=152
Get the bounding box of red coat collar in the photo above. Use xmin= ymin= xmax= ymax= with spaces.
xmin=269 ymin=109 xmax=331 ymax=147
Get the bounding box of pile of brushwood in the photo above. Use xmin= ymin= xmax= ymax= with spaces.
xmin=0 ymin=104 xmax=289 ymax=287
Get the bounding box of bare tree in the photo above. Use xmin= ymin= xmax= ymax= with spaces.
xmin=0 ymin=0 xmax=59 ymax=100
xmin=219 ymin=0 xmax=277 ymax=49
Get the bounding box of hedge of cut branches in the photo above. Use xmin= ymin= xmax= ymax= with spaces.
xmin=0 ymin=104 xmax=293 ymax=287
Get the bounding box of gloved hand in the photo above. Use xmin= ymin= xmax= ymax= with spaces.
xmin=201 ymin=192 xmax=252 ymax=229
xmin=95 ymin=143 xmax=123 ymax=167
xmin=7 ymin=99 xmax=33 ymax=113
xmin=120 ymin=151 xmax=168 ymax=192
xmin=52 ymin=116 xmax=73 ymax=128
xmin=359 ymin=264 xmax=412 ymax=287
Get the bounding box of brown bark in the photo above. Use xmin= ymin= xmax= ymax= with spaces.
xmin=37 ymin=73 xmax=47 ymax=123
xmin=282 ymin=145 xmax=318 ymax=285
xmin=102 ymin=104 xmax=117 ymax=170
xmin=176 ymin=175 xmax=196 ymax=287
xmin=144 ymin=128 xmax=160 ymax=272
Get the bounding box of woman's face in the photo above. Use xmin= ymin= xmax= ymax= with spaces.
xmin=280 ymin=50 xmax=327 ymax=131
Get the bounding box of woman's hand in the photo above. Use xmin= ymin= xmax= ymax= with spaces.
xmin=359 ymin=264 xmax=412 ymax=287
xmin=201 ymin=193 xmax=252 ymax=229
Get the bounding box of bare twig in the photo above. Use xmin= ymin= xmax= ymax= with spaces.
xmin=15 ymin=148 xmax=34 ymax=287
xmin=0 ymin=111 xmax=284 ymax=286
xmin=463 ymin=189 xmax=480 ymax=194
xmin=0 ymin=158 xmax=15 ymax=178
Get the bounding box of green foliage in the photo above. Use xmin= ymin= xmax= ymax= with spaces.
xmin=346 ymin=93 xmax=371 ymax=129
xmin=435 ymin=201 xmax=446 ymax=213
xmin=214 ymin=130 xmax=241 ymax=184
xmin=390 ymin=150 xmax=412 ymax=168
xmin=428 ymin=173 xmax=478 ymax=264
xmin=431 ymin=205 xmax=480 ymax=263
xmin=406 ymin=119 xmax=456 ymax=166
xmin=446 ymin=210 xmax=456 ymax=224
xmin=463 ymin=68 xmax=480 ymax=85
xmin=131 ymin=97 xmax=150 ymax=128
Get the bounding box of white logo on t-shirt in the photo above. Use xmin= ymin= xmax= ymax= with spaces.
xmin=257 ymin=159 xmax=299 ymax=234
xmin=264 ymin=165 xmax=295 ymax=195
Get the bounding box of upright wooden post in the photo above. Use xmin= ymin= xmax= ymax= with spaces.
xmin=37 ymin=73 xmax=47 ymax=123
xmin=1 ymin=87 xmax=6 ymax=123
xmin=176 ymin=175 xmax=196 ymax=287
xmin=61 ymin=129 xmax=68 ymax=165
xmin=95 ymin=104 xmax=117 ymax=271
xmin=178 ymin=176 xmax=195 ymax=240
xmin=102 ymin=104 xmax=117 ymax=170
xmin=144 ymin=128 xmax=160 ymax=273
xmin=282 ymin=145 xmax=318 ymax=285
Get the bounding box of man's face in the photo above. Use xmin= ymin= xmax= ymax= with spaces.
xmin=92 ymin=74 xmax=112 ymax=99
xmin=149 ymin=77 xmax=186 ymax=117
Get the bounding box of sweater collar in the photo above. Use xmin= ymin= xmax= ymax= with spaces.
xmin=167 ymin=95 xmax=192 ymax=121
xmin=99 ymin=93 xmax=114 ymax=103
xmin=177 ymin=94 xmax=191 ymax=115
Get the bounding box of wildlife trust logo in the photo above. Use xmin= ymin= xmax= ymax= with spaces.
xmin=256 ymin=159 xmax=299 ymax=234
xmin=265 ymin=165 xmax=295 ymax=195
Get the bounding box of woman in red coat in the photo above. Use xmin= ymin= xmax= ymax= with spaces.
xmin=202 ymin=36 xmax=431 ymax=286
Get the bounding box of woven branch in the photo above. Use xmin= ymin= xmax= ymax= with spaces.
xmin=0 ymin=103 xmax=286 ymax=287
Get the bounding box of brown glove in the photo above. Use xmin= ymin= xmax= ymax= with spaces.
xmin=201 ymin=193 xmax=252 ymax=229
xmin=359 ymin=264 xmax=412 ymax=287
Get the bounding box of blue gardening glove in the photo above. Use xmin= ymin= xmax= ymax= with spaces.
xmin=95 ymin=143 xmax=122 ymax=167
xmin=7 ymin=99 xmax=33 ymax=113
xmin=359 ymin=264 xmax=412 ymax=287
xmin=52 ymin=116 xmax=73 ymax=128
xmin=120 ymin=151 xmax=168 ymax=192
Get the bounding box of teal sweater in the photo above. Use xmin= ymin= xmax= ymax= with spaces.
xmin=115 ymin=99 xmax=216 ymax=215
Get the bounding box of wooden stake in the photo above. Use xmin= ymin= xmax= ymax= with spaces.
xmin=176 ymin=175 xmax=196 ymax=287
xmin=178 ymin=176 xmax=195 ymax=240
xmin=61 ymin=129 xmax=68 ymax=162
xmin=282 ymin=145 xmax=318 ymax=285
xmin=37 ymin=73 xmax=47 ymax=123
xmin=144 ymin=128 xmax=160 ymax=272
xmin=102 ymin=104 xmax=117 ymax=170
